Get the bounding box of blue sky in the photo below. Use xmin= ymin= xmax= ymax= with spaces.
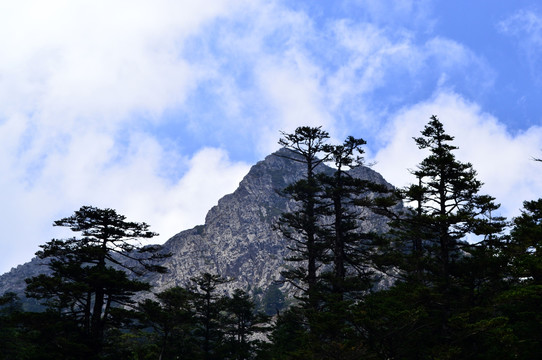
xmin=1 ymin=0 xmax=542 ymax=274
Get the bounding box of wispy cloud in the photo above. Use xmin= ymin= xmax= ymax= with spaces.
xmin=348 ymin=0 xmax=436 ymax=31
xmin=1 ymin=125 xmax=250 ymax=272
xmin=498 ymin=9 xmax=542 ymax=82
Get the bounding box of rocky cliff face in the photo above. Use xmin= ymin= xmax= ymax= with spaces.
xmin=0 ymin=148 xmax=398 ymax=299
xmin=148 ymin=148 xmax=307 ymax=294
xmin=146 ymin=148 xmax=398 ymax=295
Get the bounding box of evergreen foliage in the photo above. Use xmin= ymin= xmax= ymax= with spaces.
xmin=273 ymin=127 xmax=396 ymax=359
xmin=138 ymin=286 xmax=197 ymax=359
xmin=24 ymin=206 xmax=168 ymax=358
xmin=276 ymin=126 xmax=330 ymax=306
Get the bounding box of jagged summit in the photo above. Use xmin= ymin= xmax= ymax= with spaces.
xmin=0 ymin=149 xmax=395 ymax=299
xmin=147 ymin=148 xmax=394 ymax=294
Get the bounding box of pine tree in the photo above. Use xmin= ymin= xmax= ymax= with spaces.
xmin=276 ymin=128 xmax=396 ymax=358
xmin=318 ymin=136 xmax=390 ymax=294
xmin=25 ymin=206 xmax=168 ymax=357
xmin=221 ymin=289 xmax=270 ymax=360
xmin=139 ymin=286 xmax=197 ymax=360
xmin=404 ymin=116 xmax=502 ymax=287
xmin=276 ymin=126 xmax=330 ymax=307
xmin=299 ymin=136 xmax=393 ymax=358
xmin=508 ymin=199 xmax=542 ymax=284
xmin=364 ymin=115 xmax=508 ymax=358
xmin=496 ymin=199 xmax=542 ymax=357
xmin=190 ymin=272 xmax=230 ymax=360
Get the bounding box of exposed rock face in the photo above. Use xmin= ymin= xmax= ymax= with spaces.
xmin=0 ymin=258 xmax=50 ymax=298
xmin=145 ymin=148 xmax=398 ymax=295
xmin=148 ymin=148 xmax=307 ymax=294
xmin=0 ymin=148 xmax=398 ymax=299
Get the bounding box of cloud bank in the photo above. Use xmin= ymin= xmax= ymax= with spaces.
xmin=373 ymin=91 xmax=542 ymax=222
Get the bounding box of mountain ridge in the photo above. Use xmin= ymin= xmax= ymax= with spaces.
xmin=0 ymin=148 xmax=398 ymax=300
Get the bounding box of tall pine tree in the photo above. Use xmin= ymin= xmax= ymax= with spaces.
xmin=361 ymin=115 xmax=507 ymax=358
xmin=25 ymin=206 xmax=168 ymax=357
xmin=276 ymin=126 xmax=330 ymax=308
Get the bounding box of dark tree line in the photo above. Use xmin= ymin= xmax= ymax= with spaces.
xmin=269 ymin=118 xmax=542 ymax=359
xmin=1 ymin=117 xmax=542 ymax=359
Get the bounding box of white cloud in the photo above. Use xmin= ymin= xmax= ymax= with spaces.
xmin=372 ymin=91 xmax=542 ymax=222
xmin=0 ymin=0 xmax=251 ymax=127
xmin=0 ymin=126 xmax=249 ymax=273
xmin=498 ymin=9 xmax=542 ymax=82
xmin=255 ymin=55 xmax=334 ymax=153
xmin=498 ymin=9 xmax=542 ymax=43
xmin=327 ymin=21 xmax=410 ymax=100
xmin=321 ymin=22 xmax=496 ymax=142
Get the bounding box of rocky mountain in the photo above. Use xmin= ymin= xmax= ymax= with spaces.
xmin=0 ymin=148 xmax=398 ymax=301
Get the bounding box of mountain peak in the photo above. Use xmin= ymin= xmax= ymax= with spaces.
xmin=151 ymin=149 xmax=395 ymax=294
xmin=1 ymin=150 xmax=397 ymax=301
